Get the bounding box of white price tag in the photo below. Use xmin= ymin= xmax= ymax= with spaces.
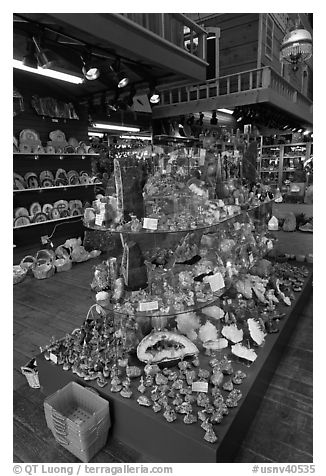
xmin=143 ymin=218 xmax=158 ymax=230
xmin=49 ymin=352 xmax=58 ymax=364
xmin=95 ymin=213 xmax=104 ymax=226
xmin=192 ymin=381 xmax=208 ymax=393
xmin=139 ymin=301 xmax=159 ymax=312
xmin=199 ymin=148 xmax=206 ymax=165
xmin=249 ymin=253 xmax=254 ymax=264
xmin=204 ymin=272 xmax=225 ymax=292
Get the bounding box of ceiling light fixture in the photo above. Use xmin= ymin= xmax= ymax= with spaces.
xmin=120 ymin=135 xmax=152 ymax=140
xmin=280 ymin=18 xmax=312 ymax=71
xmin=149 ymin=83 xmax=161 ymax=104
xmin=110 ymin=58 xmax=129 ymax=88
xmin=88 ymin=132 xmax=104 ymax=138
xmin=93 ymin=123 xmax=140 ymax=132
xmin=303 ymin=130 xmax=311 ymax=136
xmin=217 ymin=108 xmax=234 ymax=114
xmin=32 ymin=36 xmax=57 ymax=69
xmin=81 ymin=54 xmax=100 ymax=81
xmin=22 ymin=38 xmax=38 ymax=68
xmin=13 ymin=59 xmax=84 ymax=84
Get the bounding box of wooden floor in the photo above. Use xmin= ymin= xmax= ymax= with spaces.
xmin=13 ymin=230 xmax=313 ymax=463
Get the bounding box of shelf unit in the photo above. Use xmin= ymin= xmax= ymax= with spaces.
xmin=258 ymin=140 xmax=313 ymax=187
xmin=13 ymin=151 xmax=101 ymax=247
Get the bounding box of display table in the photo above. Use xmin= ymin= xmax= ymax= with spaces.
xmin=37 ymin=265 xmax=312 ymax=463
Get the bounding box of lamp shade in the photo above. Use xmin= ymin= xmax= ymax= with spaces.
xmin=280 ymin=28 xmax=312 ymax=66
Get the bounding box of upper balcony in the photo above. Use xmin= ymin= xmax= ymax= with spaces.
xmin=152 ymin=66 xmax=313 ymax=126
xmin=15 ymin=13 xmax=208 ymax=85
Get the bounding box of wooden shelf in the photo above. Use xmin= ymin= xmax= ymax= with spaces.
xmin=13 ymin=182 xmax=102 ymax=193
xmin=13 ymin=214 xmax=82 ymax=230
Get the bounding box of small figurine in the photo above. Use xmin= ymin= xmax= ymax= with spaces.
xmin=137 ymin=376 xmax=146 ymax=394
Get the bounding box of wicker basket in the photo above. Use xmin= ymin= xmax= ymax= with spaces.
xmin=20 ymin=255 xmax=36 ymax=275
xmin=54 ymin=245 xmax=72 ymax=272
xmin=32 ymin=249 xmax=55 ymax=280
xmin=21 ymin=358 xmax=40 ymax=388
xmin=13 ymin=265 xmax=27 ymax=285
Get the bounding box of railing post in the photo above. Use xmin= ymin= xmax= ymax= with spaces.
xmin=238 ymin=73 xmax=241 ymax=92
xmin=178 ymin=88 xmax=181 ymax=103
xmin=227 ymin=77 xmax=230 ymax=94
xmin=249 ymin=71 xmax=253 ymax=90
xmin=186 ymin=87 xmax=190 ymax=102
xmin=262 ymin=67 xmax=271 ymax=88
xmin=293 ymin=90 xmax=298 ymax=103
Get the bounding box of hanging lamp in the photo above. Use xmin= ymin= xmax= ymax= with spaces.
xmin=280 ymin=18 xmax=312 ymax=71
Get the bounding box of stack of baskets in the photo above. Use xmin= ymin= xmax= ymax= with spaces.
xmin=44 ymin=382 xmax=110 ymax=462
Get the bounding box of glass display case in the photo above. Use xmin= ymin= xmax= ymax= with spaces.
xmin=41 ymin=161 xmax=313 ymax=445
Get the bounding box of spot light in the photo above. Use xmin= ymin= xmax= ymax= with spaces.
xmin=81 ymin=54 xmax=100 ymax=81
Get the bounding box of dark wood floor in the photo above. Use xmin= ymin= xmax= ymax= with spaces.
xmin=13 ymin=231 xmax=313 ymax=463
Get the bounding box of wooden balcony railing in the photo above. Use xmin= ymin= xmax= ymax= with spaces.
xmin=118 ymin=13 xmax=207 ymax=62
xmin=158 ymin=66 xmax=313 ymax=111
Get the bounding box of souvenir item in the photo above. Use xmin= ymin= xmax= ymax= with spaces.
xmin=14 ymin=216 xmax=30 ymax=228
xmin=183 ymin=413 xmax=197 ymax=424
xmin=33 ymin=212 xmax=48 ymax=223
xmin=137 ymin=377 xmax=146 ymax=393
xmin=163 ymin=407 xmax=177 ymax=422
xmin=32 ymin=249 xmax=55 ymax=280
xmin=210 ymin=370 xmax=223 ymax=386
xmin=222 ymin=380 xmax=234 ymax=392
xmin=137 ymin=331 xmax=199 ymax=364
xmin=247 ymin=318 xmax=266 ymax=345
xmin=231 ymin=343 xmax=257 ymax=362
xmin=221 ymin=324 xmax=243 ymax=343
xmin=54 ymin=169 xmax=68 ymax=186
xmin=15 ymin=207 xmax=29 ymax=218
xmin=232 ymin=370 xmax=247 ymax=385
xmin=97 ymin=376 xmax=108 ymax=388
xmin=198 ymin=321 xmax=218 ymax=343
xmin=210 ymin=411 xmax=224 ymax=424
xmin=204 ymin=428 xmax=218 ymax=443
xmin=50 ymin=208 xmax=61 ymax=220
xmin=13 ymin=172 xmax=26 ymax=190
xmin=152 ymin=402 xmax=162 ymax=413
xmin=67 ymin=170 xmax=80 ymax=185
xmin=137 ymin=396 xmax=151 ymax=407
xmin=42 ymin=204 xmax=54 ymax=217
xmin=126 ymin=366 xmax=142 ymax=378
xmin=25 ymin=172 xmax=39 ymax=189
xmin=29 ymin=202 xmax=42 ymax=217
xmin=201 ymin=305 xmax=225 ymax=320
xmin=225 ymin=389 xmax=242 ymax=408
xmin=13 ymin=265 xmax=27 ymax=285
xmin=203 ymin=338 xmax=229 ymax=352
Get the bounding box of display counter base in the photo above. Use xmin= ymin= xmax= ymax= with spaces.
xmin=37 ymin=266 xmax=312 ymax=463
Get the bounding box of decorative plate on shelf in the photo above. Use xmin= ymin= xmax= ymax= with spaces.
xmin=29 ymin=202 xmax=42 ymax=217
xmin=24 ymin=172 xmax=39 ymax=189
xmin=67 ymin=170 xmax=80 ymax=185
xmin=42 ymin=203 xmax=54 ymax=216
xmin=45 ymin=145 xmax=56 ymax=154
xmin=33 ymin=212 xmax=48 ymax=223
xmin=59 ymin=209 xmax=70 ymax=218
xmin=14 ymin=207 xmax=29 ymax=218
xmin=71 ymin=207 xmax=82 ymax=216
xmin=68 ymin=199 xmax=83 ymax=210
xmin=14 ymin=216 xmax=30 ymax=227
xmin=39 ymin=170 xmax=55 ymax=183
xmin=68 ymin=137 xmax=79 ymax=148
xmin=53 ymin=200 xmax=69 ymax=213
xmin=42 ymin=179 xmax=54 ymax=188
xmin=49 ymin=130 xmax=66 ymax=142
xmin=13 ymin=173 xmax=26 ymax=190
xmin=19 ymin=129 xmax=40 ymax=142
xmin=50 ymin=207 xmax=61 ymax=220
xmin=55 ymin=168 xmax=68 ymax=186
